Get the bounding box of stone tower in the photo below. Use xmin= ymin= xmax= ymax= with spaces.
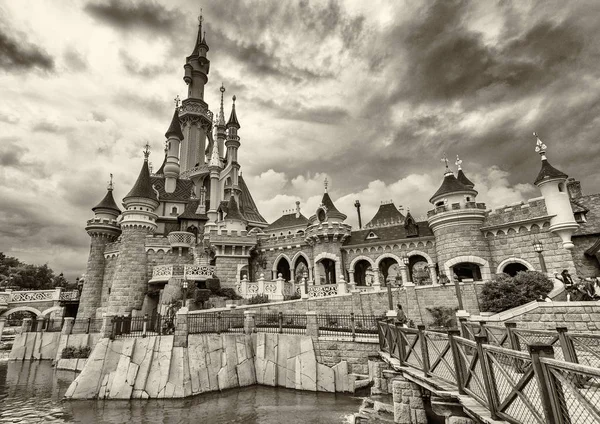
xmin=180 ymin=13 xmax=212 ymax=172
xmin=305 ymin=180 xmax=351 ymax=284
xmin=106 ymin=146 xmax=160 ymax=316
xmin=224 ymin=96 xmax=242 ymax=203
xmin=427 ymin=159 xmax=491 ymax=280
xmin=533 ymin=133 xmax=579 ymax=249
xmin=79 ymin=177 xmax=121 ymax=319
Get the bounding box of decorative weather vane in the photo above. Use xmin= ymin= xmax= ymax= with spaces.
xmin=455 ymin=155 xmax=463 ymax=170
xmin=143 ymin=142 xmax=151 ymax=160
xmin=198 ymin=8 xmax=203 ymax=25
xmin=324 ymin=177 xmax=329 ymax=193
xmin=441 ymin=154 xmax=450 ymax=172
xmin=174 ymin=95 xmax=181 ymax=108
xmin=107 ymin=173 xmax=114 ymax=190
xmin=534 ymin=132 xmax=547 ymax=160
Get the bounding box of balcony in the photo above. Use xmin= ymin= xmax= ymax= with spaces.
xmin=167 ymin=231 xmax=195 ymax=248
xmin=149 ymin=265 xmax=173 ymax=283
xmin=184 ymin=265 xmax=216 ymax=281
xmin=427 ymin=202 xmax=487 ymax=217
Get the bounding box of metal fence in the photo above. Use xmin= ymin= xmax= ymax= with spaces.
xmin=188 ymin=312 xmax=244 ymax=334
xmin=377 ymin=320 xmax=600 ymax=424
xmin=71 ymin=318 xmax=103 ymax=334
xmin=317 ymin=313 xmax=383 ymax=340
xmin=254 ymin=313 xmax=307 ymax=335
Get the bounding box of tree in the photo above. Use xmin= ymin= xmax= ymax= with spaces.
xmin=0 ymin=252 xmax=66 ymax=290
xmin=480 ymin=271 xmax=554 ymax=313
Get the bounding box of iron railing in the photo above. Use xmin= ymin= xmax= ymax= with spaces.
xmin=71 ymin=318 xmax=103 ymax=334
xmin=377 ymin=320 xmax=600 ymax=424
xmin=317 ymin=313 xmax=383 ymax=340
xmin=254 ymin=313 xmax=307 ymax=335
xmin=188 ymin=312 xmax=244 ymax=334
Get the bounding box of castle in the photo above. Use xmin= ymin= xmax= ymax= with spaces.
xmin=78 ymin=17 xmax=600 ymax=319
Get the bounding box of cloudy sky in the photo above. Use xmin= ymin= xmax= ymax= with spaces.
xmin=1 ymin=0 xmax=599 ymax=280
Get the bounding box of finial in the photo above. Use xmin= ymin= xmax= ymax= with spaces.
xmin=441 ymin=154 xmax=452 ymax=175
xmin=107 ymin=173 xmax=114 ymax=191
xmin=174 ymin=95 xmax=180 ymax=108
xmin=534 ymin=132 xmax=547 ymax=160
xmin=218 ymin=84 xmax=226 ymax=125
xmin=232 ymin=95 xmax=236 ymax=103
xmin=198 ymin=8 xmax=203 ymax=25
xmin=324 ymin=177 xmax=328 ymax=193
xmin=143 ymin=142 xmax=150 ymax=161
xmin=455 ymin=155 xmax=463 ymax=170
xmin=220 ymin=83 xmax=225 ymax=93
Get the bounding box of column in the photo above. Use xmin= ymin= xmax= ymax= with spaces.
xmin=36 ymin=316 xmax=45 ymax=332
xmin=348 ymin=270 xmax=356 ymax=291
xmin=22 ymin=317 xmax=32 ymax=333
xmin=258 ymin=273 xmax=265 ymax=296
xmin=174 ymin=307 xmax=189 ymax=348
xmin=400 ymin=265 xmax=409 ymax=285
xmin=244 ymin=310 xmax=256 ymax=334
xmin=372 ymin=272 xmax=381 ymax=290
xmin=62 ymin=317 xmax=75 ymax=335
xmin=428 ymin=264 xmax=438 ymax=285
xmin=337 ymin=276 xmax=348 ymax=295
xmin=101 ymin=314 xmax=114 ymax=339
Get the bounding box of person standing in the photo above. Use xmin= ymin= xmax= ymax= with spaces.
xmin=396 ymin=304 xmax=408 ymax=327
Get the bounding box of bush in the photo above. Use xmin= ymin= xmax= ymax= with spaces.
xmin=247 ymin=294 xmax=270 ymax=305
xmin=61 ymin=345 xmax=91 ymax=359
xmin=480 ymin=271 xmax=553 ymax=313
xmin=215 ymin=288 xmax=242 ymax=300
xmin=284 ymin=293 xmax=301 ymax=301
xmin=426 ymin=306 xmax=457 ymax=328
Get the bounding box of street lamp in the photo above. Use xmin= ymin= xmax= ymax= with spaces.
xmin=533 ymin=238 xmax=547 ymax=273
xmin=182 ymin=279 xmax=189 ymax=306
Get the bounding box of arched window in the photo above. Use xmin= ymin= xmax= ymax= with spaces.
xmin=171 ymin=206 xmax=178 ymax=216
xmin=451 ymin=262 xmax=482 ymax=282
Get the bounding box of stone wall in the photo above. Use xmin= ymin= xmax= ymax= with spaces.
xmin=79 ymin=235 xmax=112 ymax=319
xmin=314 ymin=339 xmax=379 ymax=374
xmin=9 ymin=331 xmax=101 ymax=361
xmin=434 ymin=222 xmax=491 ymax=276
xmin=215 ymin=256 xmax=249 ymax=288
xmin=107 ymin=227 xmax=151 ymax=315
xmin=64 ymin=333 xmax=354 ymax=399
xmin=97 ymin=255 xmax=117 ymax=318
xmin=571 ymin=235 xmax=600 ymax=278
xmin=494 ymin=302 xmax=600 ymax=332
xmin=343 ymin=239 xmax=437 ymax=274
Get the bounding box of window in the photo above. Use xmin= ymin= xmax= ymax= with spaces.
xmin=170 ymin=206 xmax=178 ymax=216
xmin=466 ymin=197 xmax=471 ymax=202
xmin=366 ymin=231 xmax=378 ymax=240
xmin=558 ymin=183 xmax=565 ymax=192
xmin=435 ymin=201 xmax=444 ymax=207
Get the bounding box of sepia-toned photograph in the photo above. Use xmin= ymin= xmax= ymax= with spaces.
xmin=1 ymin=1 xmax=599 ymax=423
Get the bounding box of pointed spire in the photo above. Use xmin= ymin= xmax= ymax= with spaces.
xmin=225 ymin=196 xmax=244 ymax=221
xmin=124 ymin=148 xmax=157 ymax=201
xmin=227 ymin=95 xmax=240 ymax=129
xmin=218 ymin=84 xmax=226 ymax=126
xmin=165 ymin=106 xmax=184 ymax=140
xmin=324 ymin=177 xmax=329 ymax=193
xmin=209 ymin=139 xmax=221 ymax=168
xmin=155 ymin=146 xmax=167 ymax=175
xmin=190 ymin=8 xmax=209 ymax=55
xmin=455 ymin=155 xmax=475 ymax=189
xmin=92 ymin=174 xmax=121 ymax=214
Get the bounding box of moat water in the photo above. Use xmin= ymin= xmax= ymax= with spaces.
xmin=0 ymin=361 xmax=363 ymax=423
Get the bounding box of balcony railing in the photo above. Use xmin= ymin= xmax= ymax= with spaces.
xmin=167 ymin=231 xmax=195 ymax=248
xmin=59 ymin=290 xmax=80 ymax=302
xmin=149 ymin=265 xmax=173 ymax=283
xmin=184 ymin=264 xmax=216 ymax=281
xmin=427 ymin=201 xmax=487 ymax=217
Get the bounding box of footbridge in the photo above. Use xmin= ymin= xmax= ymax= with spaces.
xmin=375 ymin=320 xmax=600 ymax=424
xmin=0 ymin=288 xmax=79 ymax=319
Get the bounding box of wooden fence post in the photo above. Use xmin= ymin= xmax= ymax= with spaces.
xmin=475 ymin=335 xmax=498 ymax=420
xmin=396 ymin=323 xmax=407 ymax=363
xmin=528 ymin=343 xmax=560 ymax=424
xmin=504 ymin=322 xmax=520 ymax=351
xmin=458 ymin=316 xmax=469 ymax=339
xmin=448 ymin=329 xmax=465 ymax=394
xmin=556 ymin=326 xmax=578 ymax=364
xmin=418 ymin=325 xmax=430 ymax=375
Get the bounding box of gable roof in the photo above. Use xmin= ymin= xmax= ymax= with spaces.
xmin=365 ymin=203 xmax=405 ymax=228
xmin=343 ymin=222 xmax=434 ymax=247
xmin=178 ymin=199 xmax=208 ymax=220
xmin=266 ymin=213 xmax=309 ymax=232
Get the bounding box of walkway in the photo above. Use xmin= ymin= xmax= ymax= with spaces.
xmin=377 ymin=321 xmax=600 ymax=423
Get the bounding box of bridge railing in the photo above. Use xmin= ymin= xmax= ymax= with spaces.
xmin=377 ymin=320 xmax=600 ymax=423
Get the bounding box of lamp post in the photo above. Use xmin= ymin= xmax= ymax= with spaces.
xmin=533 ymin=239 xmax=547 ymax=273
xmin=182 ymin=279 xmax=188 ymax=307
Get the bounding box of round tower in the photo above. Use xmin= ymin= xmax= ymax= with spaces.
xmin=427 ymin=158 xmax=491 ymax=281
xmin=163 ymin=103 xmax=184 ymax=193
xmin=224 ymin=95 xmax=242 ymax=202
xmin=107 ymin=145 xmax=160 ymax=316
xmin=78 ymin=175 xmax=121 ymax=319
xmin=533 ymin=133 xmax=578 ymax=249
xmin=305 ymin=179 xmax=351 ymax=284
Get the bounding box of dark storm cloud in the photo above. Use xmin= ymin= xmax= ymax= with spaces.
xmin=0 ymin=28 xmax=54 ymax=72
xmin=256 ymin=98 xmax=350 ymax=124
xmin=119 ymin=50 xmax=174 ymax=77
xmin=0 ymin=142 xmax=26 ymax=167
xmin=84 ymin=0 xmax=184 ymax=34
xmin=113 ymin=91 xmax=170 ymax=118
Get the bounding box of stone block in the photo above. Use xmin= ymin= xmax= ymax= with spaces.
xmin=394 ymin=403 xmax=411 ymax=424
xmin=332 ymin=361 xmax=349 ymax=393
xmin=316 ymin=362 xmax=335 ymax=392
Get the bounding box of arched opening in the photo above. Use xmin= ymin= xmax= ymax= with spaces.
xmin=170 ymin=206 xmax=178 ymax=216
xmin=409 ymin=255 xmax=431 ymax=285
xmin=239 ymin=265 xmax=249 ymax=281
xmin=502 ymin=262 xmax=529 ymax=277
xmin=317 ymin=258 xmax=336 ymax=285
xmin=451 ymin=262 xmax=482 ymax=282
xmin=379 ymin=257 xmax=400 ymax=287
xmin=294 ymin=256 xmax=309 ymax=283
xmin=354 ymin=259 xmax=374 ymax=286
xmin=275 ymin=257 xmax=291 ymax=281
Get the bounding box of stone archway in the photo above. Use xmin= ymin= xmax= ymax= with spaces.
xmin=273 ymin=253 xmax=292 ymax=281
xmin=444 ymin=256 xmax=492 ymax=282
xmin=292 ymin=252 xmax=310 ymax=283
xmin=349 ymin=255 xmax=376 ymax=286
xmin=314 ymin=252 xmax=341 ymax=285
xmin=0 ymin=306 xmax=43 ymax=318
xmin=496 ymin=257 xmax=535 ymax=276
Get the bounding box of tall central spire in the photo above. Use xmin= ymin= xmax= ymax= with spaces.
xmin=218 ymin=84 xmax=226 ymax=126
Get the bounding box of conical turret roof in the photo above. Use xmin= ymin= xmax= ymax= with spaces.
xmin=225 ymin=196 xmax=245 ymax=221
xmin=457 ymin=169 xmax=475 ymax=189
xmin=321 ymin=192 xmax=347 ymax=220
xmin=227 ymin=96 xmax=240 ymax=129
xmin=92 ymin=188 xmax=121 ymax=214
xmin=124 ymin=160 xmax=157 ymax=201
xmin=430 ymin=172 xmax=475 ymax=203
xmin=165 ymin=108 xmax=184 ymax=140
xmin=534 ymin=159 xmax=568 ymax=185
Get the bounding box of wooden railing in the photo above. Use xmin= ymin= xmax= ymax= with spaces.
xmin=378 ymin=320 xmax=600 ymax=423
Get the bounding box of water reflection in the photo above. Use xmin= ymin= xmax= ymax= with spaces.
xmin=0 ymin=361 xmax=362 ymax=423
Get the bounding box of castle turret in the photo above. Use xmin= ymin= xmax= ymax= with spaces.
xmin=180 ymin=11 xmax=213 ymax=172
xmin=427 ymin=158 xmax=491 ymax=281
xmin=206 ymin=142 xmax=221 ymax=228
xmin=223 ymin=195 xmax=246 ymax=231
xmin=79 ymin=175 xmax=121 ymax=319
xmin=107 ymin=145 xmax=160 ymax=316
xmin=163 ymin=104 xmax=184 ymax=193
xmin=456 ymin=155 xmax=475 ymax=189
xmin=533 ymin=133 xmax=578 ymax=249
xmin=216 ymin=84 xmax=227 ymax=160
xmin=225 ymin=96 xmax=242 ymax=202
